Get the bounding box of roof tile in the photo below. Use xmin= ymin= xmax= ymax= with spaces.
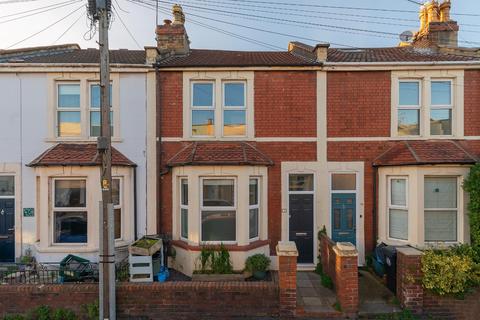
xmin=27 ymin=143 xmax=136 ymax=167
xmin=167 ymin=141 xmax=273 ymax=166
xmin=373 ymin=140 xmax=478 ymax=166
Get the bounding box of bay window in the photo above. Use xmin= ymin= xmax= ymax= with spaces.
xmin=424 ymin=177 xmax=458 ymax=242
xmin=388 ymin=177 xmax=408 ymax=240
xmin=53 ymin=179 xmax=87 ymax=244
xmin=180 ymin=178 xmax=188 ymax=239
xmin=57 ymin=84 xmax=81 ymax=137
xmin=201 ymin=178 xmax=236 ymax=242
xmin=249 ymin=178 xmax=260 ymax=240
xmin=112 ymin=178 xmax=122 ymax=240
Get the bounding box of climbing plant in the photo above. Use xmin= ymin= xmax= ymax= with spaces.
xmin=463 ymin=163 xmax=480 ymax=260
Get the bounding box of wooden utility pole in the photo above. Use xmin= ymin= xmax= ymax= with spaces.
xmin=96 ymin=1 xmax=115 ymax=319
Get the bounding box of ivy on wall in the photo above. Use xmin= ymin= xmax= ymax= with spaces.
xmin=463 ymin=163 xmax=480 ymax=258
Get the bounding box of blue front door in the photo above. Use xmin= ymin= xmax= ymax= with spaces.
xmin=0 ymin=199 xmax=15 ymax=262
xmin=331 ymin=193 xmax=356 ymax=245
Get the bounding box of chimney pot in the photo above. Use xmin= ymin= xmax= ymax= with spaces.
xmin=313 ymin=43 xmax=330 ymax=63
xmin=164 ymin=19 xmax=172 ymax=25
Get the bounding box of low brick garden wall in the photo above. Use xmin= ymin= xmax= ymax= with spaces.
xmin=319 ymin=234 xmax=359 ymax=315
xmin=396 ymin=247 xmax=480 ymax=319
xmin=0 ymin=279 xmax=279 ymax=319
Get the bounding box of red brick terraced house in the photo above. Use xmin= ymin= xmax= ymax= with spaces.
xmin=153 ymin=3 xmax=480 ymax=275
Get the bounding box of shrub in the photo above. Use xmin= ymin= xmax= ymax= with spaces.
xmin=245 ymin=254 xmax=270 ymax=273
xmin=463 ymin=163 xmax=480 ymax=259
xmin=421 ymin=249 xmax=480 ymax=296
xmin=196 ymin=244 xmax=233 ymax=274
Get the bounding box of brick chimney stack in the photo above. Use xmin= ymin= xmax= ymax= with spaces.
xmin=412 ymin=0 xmax=459 ymax=47
xmin=156 ymin=4 xmax=190 ymax=56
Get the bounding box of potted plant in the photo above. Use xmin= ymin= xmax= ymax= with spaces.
xmin=245 ymin=254 xmax=270 ymax=280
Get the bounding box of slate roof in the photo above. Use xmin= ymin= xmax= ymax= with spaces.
xmin=167 ymin=142 xmax=273 ymax=167
xmin=372 ymin=140 xmax=478 ymax=167
xmin=156 ymin=46 xmax=479 ymax=67
xmin=1 ymin=43 xmax=478 ymax=67
xmin=27 ymin=143 xmax=136 ymax=167
xmin=0 ymin=44 xmax=146 ymax=65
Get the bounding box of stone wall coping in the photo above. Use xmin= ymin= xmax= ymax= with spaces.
xmin=333 ymin=242 xmax=358 ymax=257
xmin=397 ymin=246 xmax=423 ymax=256
xmin=276 ymin=241 xmax=298 ymax=257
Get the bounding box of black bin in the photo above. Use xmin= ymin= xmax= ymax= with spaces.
xmin=382 ymin=246 xmax=397 ymax=294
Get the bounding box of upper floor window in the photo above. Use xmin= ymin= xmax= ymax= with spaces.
xmin=55 ymin=81 xmax=116 ymax=139
xmin=57 ymin=84 xmax=81 ymax=137
xmin=192 ymin=82 xmax=215 ymax=137
xmin=190 ymin=80 xmax=248 ymax=138
xmin=90 ymin=84 xmax=113 ymax=137
xmin=430 ymin=81 xmax=452 ymax=136
xmin=223 ymin=82 xmax=246 ymax=136
xmin=396 ymin=78 xmax=455 ymax=137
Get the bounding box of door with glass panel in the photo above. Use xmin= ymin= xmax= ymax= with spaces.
xmin=331 ymin=173 xmax=357 ymax=245
xmin=288 ymin=174 xmax=314 ymax=264
xmin=0 ymin=176 xmax=15 ymax=262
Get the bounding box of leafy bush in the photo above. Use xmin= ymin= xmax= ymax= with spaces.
xmin=421 ymin=248 xmax=480 ymax=296
xmin=196 ymin=244 xmax=233 ymax=274
xmin=375 ymin=309 xmax=418 ymax=320
xmin=463 ymin=163 xmax=480 ymax=258
xmin=82 ymin=301 xmax=99 ymax=320
xmin=321 ymin=273 xmax=333 ymax=289
xmin=245 ymin=254 xmax=270 ymax=273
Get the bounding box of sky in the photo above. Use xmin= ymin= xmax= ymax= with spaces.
xmin=0 ymin=0 xmax=479 ymax=51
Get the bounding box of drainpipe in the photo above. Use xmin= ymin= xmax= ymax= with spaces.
xmin=372 ymin=165 xmax=378 ymax=248
xmin=133 ymin=166 xmax=138 ymax=240
xmin=156 ymin=65 xmax=162 ymax=236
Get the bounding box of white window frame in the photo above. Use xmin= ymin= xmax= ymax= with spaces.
xmin=222 ymin=81 xmax=247 ymax=138
xmin=249 ymin=177 xmax=260 ymax=241
xmin=429 ymin=79 xmax=454 ymax=137
xmin=191 ymin=81 xmax=215 ymax=138
xmin=387 ymin=176 xmax=409 ymax=242
xmin=56 ymin=82 xmax=81 ymax=138
xmin=89 ymin=83 xmax=113 ymax=138
xmin=397 ymin=79 xmax=422 ymax=137
xmin=113 ymin=177 xmax=123 ymax=241
xmin=423 ymin=176 xmax=460 ymax=244
xmin=199 ymin=177 xmax=237 ymax=244
xmin=180 ymin=177 xmax=189 ymax=241
xmin=51 ymin=178 xmax=88 ymax=246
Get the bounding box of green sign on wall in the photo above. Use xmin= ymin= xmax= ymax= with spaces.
xmin=23 ymin=208 xmax=34 ymax=217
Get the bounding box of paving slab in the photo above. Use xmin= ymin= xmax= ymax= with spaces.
xmin=358 ymin=269 xmax=402 ymax=315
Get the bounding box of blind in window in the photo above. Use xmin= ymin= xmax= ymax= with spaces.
xmin=389 ymin=209 xmax=408 ymax=240
xmin=425 ymin=210 xmax=457 ymax=242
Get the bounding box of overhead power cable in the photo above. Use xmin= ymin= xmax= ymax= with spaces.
xmin=195 ymin=0 xmax=480 ymax=17
xmin=135 ymin=0 xmax=478 ymax=46
xmin=0 ymin=0 xmax=81 ymax=25
xmin=0 ymin=0 xmax=43 ymax=4
xmin=112 ymin=1 xmax=143 ymax=49
xmin=5 ymin=4 xmax=85 ymax=49
xmin=53 ymin=10 xmax=85 ymax=44
xmin=0 ymin=0 xmax=78 ymax=19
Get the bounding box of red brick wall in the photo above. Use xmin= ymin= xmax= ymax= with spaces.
xmin=254 ymin=71 xmax=317 ymax=137
xmin=159 ymin=141 xmax=316 ymax=252
xmin=327 ymin=141 xmax=395 ymax=253
xmin=0 ymin=282 xmax=279 ymax=319
xmin=464 ymin=70 xmax=480 ymax=137
xmin=397 ymin=249 xmax=480 ymax=319
xmin=319 ymin=235 xmax=359 ymax=315
xmin=327 ymin=71 xmax=391 ymax=137
xmin=257 ymin=142 xmax=317 ymax=254
xmin=278 ymin=255 xmax=298 ymax=317
xmin=158 ymin=71 xmax=183 ymax=138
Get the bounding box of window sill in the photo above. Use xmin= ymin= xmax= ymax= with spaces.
xmin=171 ymin=239 xmax=270 ymax=252
xmin=45 ymin=137 xmax=124 ymax=143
